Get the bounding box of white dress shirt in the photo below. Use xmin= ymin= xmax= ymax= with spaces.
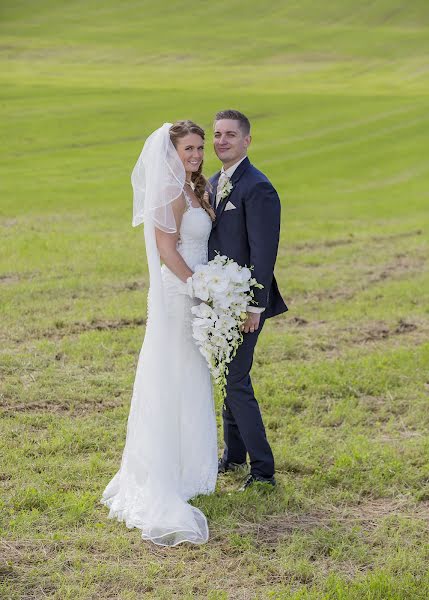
xmin=215 ymin=156 xmax=247 ymax=207
xmin=221 ymin=155 xmax=248 ymax=179
xmin=217 ymin=156 xmax=265 ymax=315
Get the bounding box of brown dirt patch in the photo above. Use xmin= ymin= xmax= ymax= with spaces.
xmin=0 ymin=218 xmax=19 ymax=228
xmin=297 ymin=252 xmax=426 ymax=305
xmin=292 ymin=237 xmax=354 ymax=252
xmin=42 ymin=317 xmax=146 ymax=339
xmin=289 ymin=316 xmax=309 ymax=326
xmin=0 ymin=395 xmax=125 ymax=417
xmin=357 ymin=318 xmax=419 ymax=344
xmin=0 ymin=273 xmax=21 ymax=284
xmin=233 ymin=499 xmax=429 ymax=546
xmin=291 ymin=229 xmax=423 ymax=253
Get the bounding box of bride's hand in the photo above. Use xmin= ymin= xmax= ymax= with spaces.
xmin=185 ymin=276 xmax=195 ymax=298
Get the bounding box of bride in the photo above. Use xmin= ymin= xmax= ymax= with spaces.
xmin=100 ymin=121 xmax=218 ymax=546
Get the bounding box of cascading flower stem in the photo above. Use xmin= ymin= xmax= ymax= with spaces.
xmin=191 ymin=254 xmax=263 ymax=400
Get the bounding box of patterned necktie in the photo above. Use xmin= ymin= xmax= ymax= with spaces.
xmin=216 ymin=171 xmax=229 ymax=208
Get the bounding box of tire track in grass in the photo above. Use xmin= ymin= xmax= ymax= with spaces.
xmin=260 ymin=113 xmax=429 ymax=166
xmin=256 ymin=102 xmax=425 ymax=150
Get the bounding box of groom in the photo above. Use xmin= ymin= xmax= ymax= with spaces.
xmin=208 ymin=109 xmax=288 ymax=491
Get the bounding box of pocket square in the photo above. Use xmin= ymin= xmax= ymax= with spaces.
xmin=224 ymin=201 xmax=236 ymax=211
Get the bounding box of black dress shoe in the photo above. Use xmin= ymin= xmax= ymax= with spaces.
xmin=218 ymin=458 xmax=248 ymax=474
xmin=238 ymin=473 xmax=276 ymax=491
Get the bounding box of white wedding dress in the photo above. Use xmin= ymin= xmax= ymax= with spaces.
xmin=101 ymin=188 xmax=218 ymax=546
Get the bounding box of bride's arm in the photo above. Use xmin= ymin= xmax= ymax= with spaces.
xmin=155 ymin=194 xmax=193 ymax=283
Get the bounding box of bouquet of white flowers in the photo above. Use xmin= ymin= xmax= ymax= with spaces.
xmin=190 ymin=254 xmax=263 ymax=399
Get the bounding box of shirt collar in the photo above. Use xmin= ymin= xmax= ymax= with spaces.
xmin=221 ymin=155 xmax=247 ymax=179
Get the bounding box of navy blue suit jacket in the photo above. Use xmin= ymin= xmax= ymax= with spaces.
xmin=208 ymin=157 xmax=288 ymax=319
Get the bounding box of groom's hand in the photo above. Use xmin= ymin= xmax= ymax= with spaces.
xmin=241 ymin=312 xmax=261 ymax=334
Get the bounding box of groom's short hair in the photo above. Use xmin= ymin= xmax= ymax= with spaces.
xmin=214 ymin=110 xmax=251 ymax=136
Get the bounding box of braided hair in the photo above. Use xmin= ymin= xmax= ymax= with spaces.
xmin=169 ymin=120 xmax=215 ymax=221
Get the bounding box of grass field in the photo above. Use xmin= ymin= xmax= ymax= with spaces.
xmin=1 ymin=1 xmax=429 ymax=598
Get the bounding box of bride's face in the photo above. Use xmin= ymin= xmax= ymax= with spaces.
xmin=175 ymin=133 xmax=204 ymax=175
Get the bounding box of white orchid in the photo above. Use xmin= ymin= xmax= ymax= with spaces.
xmin=191 ymin=254 xmax=263 ymax=399
xmin=191 ymin=302 xmax=217 ymax=320
xmin=219 ymin=180 xmax=233 ymax=202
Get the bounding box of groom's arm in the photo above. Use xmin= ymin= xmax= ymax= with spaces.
xmin=244 ymin=181 xmax=281 ymax=310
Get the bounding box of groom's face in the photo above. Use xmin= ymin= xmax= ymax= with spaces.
xmin=213 ymin=119 xmax=251 ymax=169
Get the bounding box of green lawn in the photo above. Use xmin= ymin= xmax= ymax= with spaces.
xmin=1 ymin=1 xmax=429 ymax=598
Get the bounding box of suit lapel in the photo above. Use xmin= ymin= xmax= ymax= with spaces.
xmin=209 ymin=172 xmax=221 ymax=210
xmin=215 ymin=191 xmax=231 ymax=221
xmin=213 ymin=157 xmax=250 ymax=226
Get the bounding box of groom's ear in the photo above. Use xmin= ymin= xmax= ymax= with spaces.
xmin=244 ymin=134 xmax=252 ymax=149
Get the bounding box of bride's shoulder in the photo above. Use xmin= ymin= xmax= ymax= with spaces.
xmin=171 ymin=191 xmax=188 ymax=216
xmin=182 ymin=187 xmax=193 ymax=209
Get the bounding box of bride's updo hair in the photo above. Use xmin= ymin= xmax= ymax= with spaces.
xmin=169 ymin=120 xmax=215 ymax=221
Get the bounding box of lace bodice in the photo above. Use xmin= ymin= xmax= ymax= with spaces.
xmin=176 ymin=189 xmax=212 ymax=270
xmin=160 ymin=188 xmax=212 ymax=291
